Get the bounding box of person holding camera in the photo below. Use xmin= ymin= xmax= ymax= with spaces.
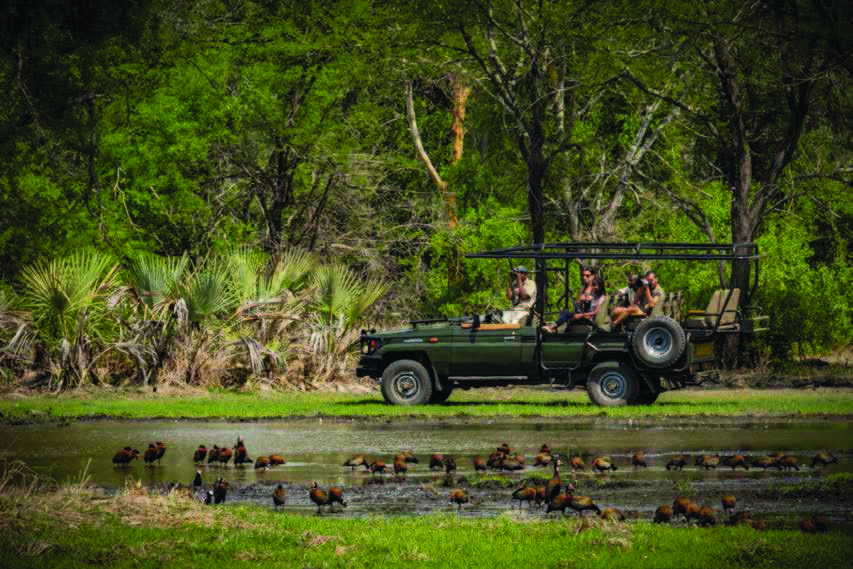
xmin=612 ymin=276 xmax=653 ymax=330
xmin=504 ymin=266 xmax=537 ymax=325
xmin=546 ymin=276 xmax=607 ymax=332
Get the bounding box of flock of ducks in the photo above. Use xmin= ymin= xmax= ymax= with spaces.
xmin=111 ymin=438 xmax=839 ymax=531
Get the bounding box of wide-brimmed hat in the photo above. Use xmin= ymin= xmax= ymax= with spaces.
xmin=514 ymin=266 xmax=529 ymax=273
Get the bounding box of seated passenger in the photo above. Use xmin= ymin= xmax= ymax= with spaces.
xmin=504 ymin=266 xmax=537 ymax=325
xmin=576 ymin=266 xmax=595 ymax=312
xmin=612 ymin=276 xmax=652 ymax=330
xmin=546 ymin=277 xmax=607 ymax=332
xmin=617 ymin=274 xmax=639 ymax=308
xmin=645 ymin=270 xmax=664 ymax=311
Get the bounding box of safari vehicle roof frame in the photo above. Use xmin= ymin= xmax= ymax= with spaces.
xmin=465 ymin=241 xmax=762 ymax=324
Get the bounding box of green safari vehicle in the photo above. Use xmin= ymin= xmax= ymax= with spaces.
xmin=357 ymin=242 xmax=767 ymax=406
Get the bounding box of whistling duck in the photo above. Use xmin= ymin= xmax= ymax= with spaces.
xmin=444 ymin=456 xmax=457 ymax=474
xmin=272 ymin=484 xmax=286 ymax=510
xmin=720 ymin=495 xmax=736 ymax=515
xmin=344 ymin=454 xmax=366 ymax=471
xmin=429 ymin=453 xmax=444 ymax=471
xmin=396 ymin=450 xmax=419 ymax=464
xmin=653 ymin=505 xmax=673 ymax=523
xmin=143 ymin=443 xmax=159 ymax=465
xmin=497 ymin=443 xmax=512 ymax=456
xmin=393 ymin=458 xmax=408 ymax=478
xmin=472 ymin=457 xmax=486 ymax=473
xmin=366 ymin=459 xmax=386 ymax=477
xmin=449 ymin=488 xmax=470 ymax=511
xmin=539 ymin=443 xmax=552 ymax=455
xmin=112 ymin=447 xmax=140 ymax=466
xmin=694 ymin=454 xmax=720 ymax=470
xmin=204 ymin=490 xmax=214 ymax=505
xmin=155 ymin=441 xmax=167 ymax=464
xmin=599 ymin=507 xmax=626 ymax=521
xmin=722 ymin=454 xmax=749 ymax=470
xmin=569 ymin=494 xmax=601 ymax=516
xmin=213 ymin=478 xmax=228 ymax=504
xmin=511 ymin=483 xmax=537 ymax=509
xmin=268 ymin=454 xmax=286 ymax=466
xmin=326 ymin=486 xmax=347 ymax=511
xmin=207 ymin=445 xmax=222 ymax=465
xmin=254 ymin=456 xmax=271 ymax=469
xmin=193 ymin=445 xmax=208 ymax=465
xmin=697 ymin=505 xmax=716 ymax=527
xmin=632 ymin=451 xmax=647 ymax=468
xmin=569 ymin=456 xmax=585 ymax=472
xmin=545 ymin=491 xmax=572 ymax=514
xmin=192 ymin=470 xmax=203 ymax=488
xmin=811 ymin=451 xmax=838 ymax=468
xmin=545 ymin=455 xmax=563 ymax=503
xmin=750 ymin=455 xmax=774 ymax=470
xmin=308 ymin=482 xmax=346 ymax=513
xmin=591 ymin=457 xmax=617 ymax=472
xmin=217 ymin=446 xmax=233 ymax=466
xmin=533 ymin=452 xmax=552 ymax=467
xmin=309 ymin=482 xmax=328 ymax=513
xmin=672 ymin=496 xmax=697 ymax=520
xmin=665 ymin=455 xmax=689 ymax=471
xmin=233 ymin=438 xmax=250 ymax=465
xmin=771 ymin=455 xmax=799 ymax=471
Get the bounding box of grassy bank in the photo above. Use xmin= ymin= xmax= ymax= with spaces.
xmin=1 ymin=386 xmax=852 ymax=424
xmin=1 ymin=481 xmax=850 ymax=569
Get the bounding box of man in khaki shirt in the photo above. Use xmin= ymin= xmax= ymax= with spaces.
xmin=504 ymin=266 xmax=537 ymax=325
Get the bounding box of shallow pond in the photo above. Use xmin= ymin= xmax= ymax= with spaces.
xmin=2 ymin=417 xmax=850 ymax=530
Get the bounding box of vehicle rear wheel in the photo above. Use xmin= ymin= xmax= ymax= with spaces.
xmin=381 ymin=360 xmax=433 ymax=406
xmin=586 ymin=363 xmax=640 ymax=407
xmin=632 ymin=316 xmax=686 ymax=369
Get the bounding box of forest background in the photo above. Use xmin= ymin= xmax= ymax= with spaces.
xmin=0 ymin=0 xmax=850 ymax=392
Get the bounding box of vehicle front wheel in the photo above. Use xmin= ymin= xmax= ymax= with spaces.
xmin=381 ymin=360 xmax=433 ymax=406
xmin=586 ymin=363 xmax=640 ymax=407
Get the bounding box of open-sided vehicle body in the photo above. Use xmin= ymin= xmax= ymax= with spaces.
xmin=357 ymin=242 xmax=767 ymax=406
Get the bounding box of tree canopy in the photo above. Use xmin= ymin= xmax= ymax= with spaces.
xmin=1 ymin=0 xmax=850 ymax=366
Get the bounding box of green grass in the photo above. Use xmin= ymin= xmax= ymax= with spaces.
xmin=1 ymin=386 xmax=851 ymax=424
xmin=1 ymin=484 xmax=850 ymax=568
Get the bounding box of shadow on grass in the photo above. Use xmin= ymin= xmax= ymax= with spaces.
xmin=337 ymin=398 xmax=706 ymax=409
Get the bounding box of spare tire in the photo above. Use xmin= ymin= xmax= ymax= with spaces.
xmin=632 ymin=316 xmax=686 ymax=369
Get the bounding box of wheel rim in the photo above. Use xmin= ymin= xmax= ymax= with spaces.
xmin=642 ymin=327 xmax=673 ymax=359
xmin=600 ymin=371 xmax=627 ymax=399
xmin=392 ymin=372 xmax=421 ymax=400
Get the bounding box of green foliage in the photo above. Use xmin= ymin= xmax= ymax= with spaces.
xmin=418 ymin=202 xmax=528 ymax=316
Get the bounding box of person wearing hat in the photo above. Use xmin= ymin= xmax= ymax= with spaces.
xmin=504 ymin=266 xmax=537 ymax=325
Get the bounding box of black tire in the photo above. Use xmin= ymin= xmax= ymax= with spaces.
xmin=586 ymin=363 xmax=640 ymax=407
xmin=632 ymin=316 xmax=686 ymax=369
xmin=381 ymin=360 xmax=433 ymax=406
xmin=635 ymin=375 xmax=661 ymax=406
xmin=429 ymin=383 xmax=454 ymax=404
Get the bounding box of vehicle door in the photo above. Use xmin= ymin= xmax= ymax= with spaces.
xmin=450 ymin=323 xmax=524 ymax=377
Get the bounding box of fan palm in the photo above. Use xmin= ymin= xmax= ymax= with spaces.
xmin=17 ymin=251 xmax=120 ymax=386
